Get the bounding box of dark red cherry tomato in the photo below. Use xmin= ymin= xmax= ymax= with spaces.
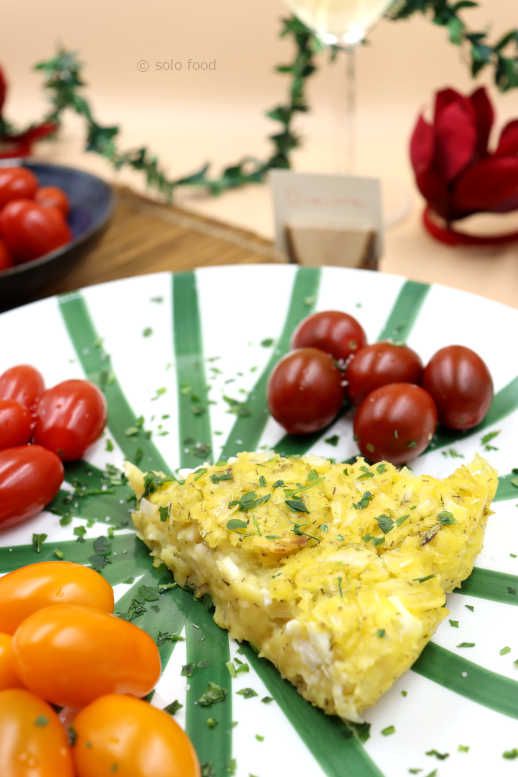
xmin=0 ymin=167 xmax=38 ymax=209
xmin=34 ymin=380 xmax=107 ymax=461
xmin=422 ymin=345 xmax=493 ymax=430
xmin=0 ymin=364 xmax=44 ymax=413
xmin=268 ymin=348 xmax=345 ymax=435
xmin=0 ymin=239 xmax=13 ymax=271
xmin=292 ymin=310 xmax=367 ymax=363
xmin=354 ymin=383 xmax=438 ymax=465
xmin=0 ymin=400 xmax=32 ymax=449
xmin=0 ymin=200 xmax=72 ymax=263
xmin=35 ymin=186 xmax=70 ymax=217
xmin=346 ymin=342 xmax=423 ymax=405
xmin=0 ymin=446 xmax=64 ymax=529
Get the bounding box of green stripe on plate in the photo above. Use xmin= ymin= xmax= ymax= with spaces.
xmin=172 ymin=272 xmax=213 ymax=469
xmin=428 ymin=376 xmax=518 ymax=454
xmin=0 ymin=532 xmax=137 ymax=573
xmin=184 ymin=609 xmax=232 ymax=777
xmin=376 ymin=280 xmax=430 ymax=343
xmin=114 ymin=565 xmax=188 ymax=670
xmin=241 ymin=646 xmax=383 ymax=777
xmin=494 ymin=471 xmax=518 ymax=501
xmin=172 ymin=271 xmax=232 ymax=775
xmin=459 ymin=566 xmax=518 ymax=605
xmin=219 ymin=266 xmax=321 ymax=459
xmin=274 ymin=279 xmax=430 ymax=457
xmin=414 ymin=642 xmax=518 ymax=718
xmin=59 ymin=292 xmax=169 ymax=473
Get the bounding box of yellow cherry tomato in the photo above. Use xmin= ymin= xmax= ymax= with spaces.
xmin=13 ymin=603 xmax=161 ymax=708
xmin=72 ymin=694 xmax=200 ymax=777
xmin=0 ymin=633 xmax=23 ymax=690
xmin=0 ymin=688 xmax=74 ymax=777
xmin=0 ymin=560 xmax=114 ymax=634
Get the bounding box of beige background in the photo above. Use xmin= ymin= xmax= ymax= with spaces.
xmin=2 ymin=0 xmax=518 ymax=304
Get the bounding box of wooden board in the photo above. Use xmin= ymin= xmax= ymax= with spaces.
xmin=43 ymin=186 xmax=280 ymax=298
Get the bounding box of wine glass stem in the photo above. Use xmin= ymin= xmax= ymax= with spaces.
xmin=344 ymin=45 xmax=356 ymax=174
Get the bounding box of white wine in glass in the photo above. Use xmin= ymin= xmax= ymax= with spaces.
xmin=286 ymin=0 xmax=393 ymax=47
xmin=286 ymin=0 xmax=393 ymax=174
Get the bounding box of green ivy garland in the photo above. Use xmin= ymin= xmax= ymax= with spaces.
xmin=14 ymin=5 xmax=518 ymax=199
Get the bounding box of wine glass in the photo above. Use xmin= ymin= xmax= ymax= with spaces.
xmin=285 ymin=0 xmax=395 ymax=174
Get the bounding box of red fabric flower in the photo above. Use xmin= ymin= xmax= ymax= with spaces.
xmin=410 ymin=86 xmax=518 ymax=222
xmin=0 ymin=64 xmax=57 ymax=159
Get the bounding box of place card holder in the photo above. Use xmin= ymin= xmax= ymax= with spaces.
xmin=270 ymin=170 xmax=383 ymax=270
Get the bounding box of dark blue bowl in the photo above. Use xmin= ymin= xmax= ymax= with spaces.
xmin=0 ymin=161 xmax=114 ymax=309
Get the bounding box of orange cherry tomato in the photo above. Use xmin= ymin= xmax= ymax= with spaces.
xmin=13 ymin=603 xmax=161 ymax=708
xmin=35 ymin=186 xmax=70 ymax=217
xmin=0 ymin=634 xmax=23 ymax=690
xmin=0 ymin=688 xmax=74 ymax=777
xmin=0 ymin=561 xmax=115 ymax=634
xmin=72 ymin=694 xmax=200 ymax=777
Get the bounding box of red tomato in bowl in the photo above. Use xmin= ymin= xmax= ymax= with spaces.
xmin=0 ymin=167 xmax=38 ymax=209
xmin=354 ymin=383 xmax=438 ymax=465
xmin=0 ymin=199 xmax=72 ymax=263
xmin=0 ymin=364 xmax=45 ymax=413
xmin=422 ymin=345 xmax=493 ymax=430
xmin=268 ymin=348 xmax=345 ymax=434
xmin=35 ymin=186 xmax=70 ymax=217
xmin=34 ymin=379 xmax=107 ymax=461
xmin=0 ymin=400 xmax=32 ymax=449
xmin=12 ymin=604 xmax=161 ymax=708
xmin=346 ymin=342 xmax=423 ymax=405
xmin=72 ymin=695 xmax=201 ymax=777
xmin=292 ymin=310 xmax=367 ymax=363
xmin=0 ymin=446 xmax=64 ymax=529
xmin=0 ymin=689 xmax=74 ymax=777
xmin=0 ymin=239 xmax=13 ymax=270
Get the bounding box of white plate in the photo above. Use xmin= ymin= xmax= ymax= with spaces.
xmin=1 ymin=265 xmax=517 ymax=777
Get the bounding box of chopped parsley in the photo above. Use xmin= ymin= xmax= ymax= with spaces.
xmin=261 ymin=696 xmax=273 ymax=704
xmin=353 ymin=491 xmax=374 ymax=510
xmin=376 ymin=514 xmax=394 ymax=534
xmin=260 ymin=337 xmax=274 ymax=347
xmin=449 ymin=619 xmax=459 ymax=628
xmin=105 ymin=438 xmax=114 ymax=452
xmin=223 ymin=395 xmax=251 ymax=417
xmin=181 ymin=661 xmax=209 ymax=677
xmin=376 ymin=463 xmax=387 ymax=474
xmin=481 ymin=430 xmax=500 ymax=451
xmin=465 ymin=604 xmax=475 ymax=612
xmin=442 ymin=447 xmax=464 ymax=459
xmin=227 ymin=518 xmax=249 ymax=532
xmin=272 ymin=479 xmax=284 ymax=489
xmin=349 ymin=721 xmax=371 ymax=742
xmin=32 ymin=533 xmax=47 ymax=553
xmin=142 ymin=326 xmax=153 ymax=337
xmin=458 ymin=745 xmax=469 ymax=753
xmin=426 ymin=749 xmax=449 ymax=760
xmin=337 ymin=577 xmax=344 ymax=598
xmin=457 ymin=642 xmax=475 ymax=648
xmin=143 ymin=471 xmax=172 ymax=497
xmin=258 ymin=475 xmax=267 ymax=487
xmin=34 ymin=715 xmax=49 ymax=727
xmin=229 ymin=491 xmax=270 ymax=512
xmin=164 ymin=699 xmax=183 ymax=715
xmin=324 ymin=434 xmax=339 ymax=446
xmin=285 ymin=497 xmax=309 ymax=514
xmin=206 ymin=717 xmax=218 ymax=729
xmin=156 ymin=631 xmax=183 ymax=645
xmin=226 ymin=658 xmax=250 ymax=678
xmin=159 ymin=506 xmax=169 ymax=522
xmin=237 ymin=687 xmax=258 ymax=699
xmin=500 ymin=646 xmax=511 ymax=655
xmin=88 ymin=536 xmax=112 ymax=571
xmin=414 ymin=574 xmax=435 ymax=583
xmin=503 ymin=749 xmax=518 ymax=759
xmin=197 ymin=682 xmax=228 ymax=707
xmin=212 ymin=468 xmax=238 ymax=484
xmin=362 ymin=534 xmax=385 ymax=547
xmin=381 ymin=725 xmax=396 ymax=736
xmin=438 ymin=510 xmax=456 ymax=525
xmin=376 ymin=629 xmax=386 ymax=638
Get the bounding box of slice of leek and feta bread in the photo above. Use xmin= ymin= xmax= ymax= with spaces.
xmin=127 ymin=452 xmax=497 ymax=722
